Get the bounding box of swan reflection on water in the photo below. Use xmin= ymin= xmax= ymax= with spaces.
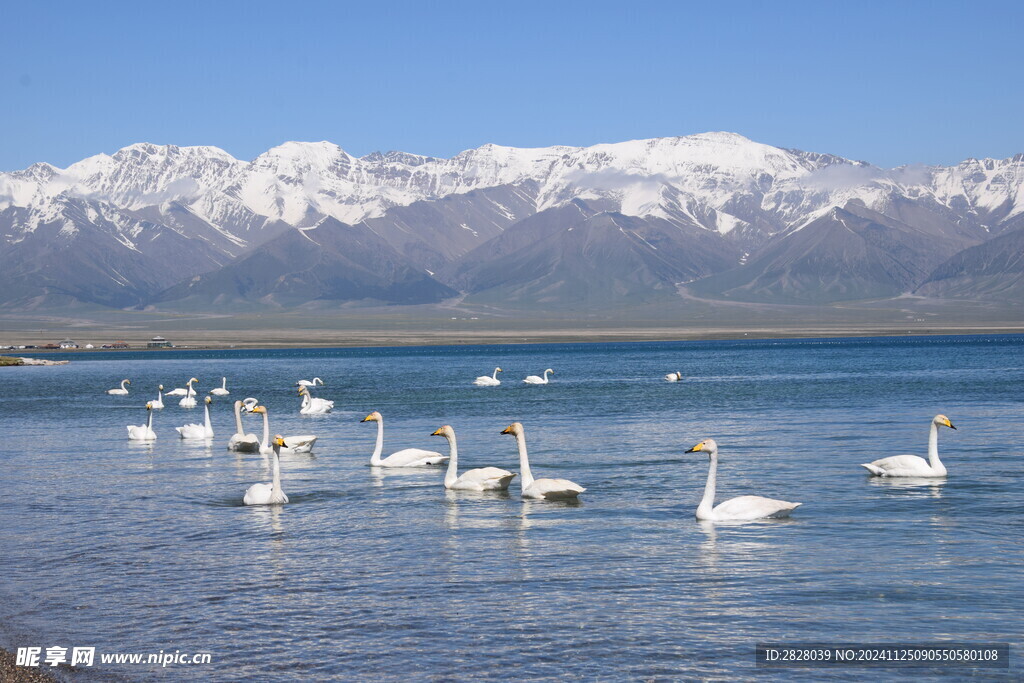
xmin=868 ymin=476 xmax=946 ymax=498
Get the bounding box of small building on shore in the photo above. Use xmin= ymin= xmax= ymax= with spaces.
xmin=147 ymin=336 xmax=173 ymax=349
xmin=58 ymin=339 xmax=79 ymax=349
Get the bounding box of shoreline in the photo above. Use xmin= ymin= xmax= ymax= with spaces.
xmin=0 ymin=649 xmax=61 ymax=682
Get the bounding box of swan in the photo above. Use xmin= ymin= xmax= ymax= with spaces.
xmin=107 ymin=379 xmax=131 ymax=395
xmin=150 ymin=384 xmax=165 ymax=409
xmin=243 ymin=435 xmax=289 ymax=505
xmin=685 ymin=439 xmax=801 ymax=521
xmin=361 ymin=411 xmax=448 ymax=467
xmin=127 ymin=402 xmax=157 ymax=440
xmin=431 ymin=425 xmax=516 ymax=491
xmin=249 ymin=404 xmax=317 ymax=453
xmin=523 ymin=369 xmax=553 ymax=385
xmin=165 ymin=383 xmax=188 ymax=396
xmin=176 ymin=397 xmax=215 ymax=439
xmin=474 ymin=367 xmax=503 ymax=386
xmin=298 ymin=386 xmax=334 ymax=414
xmin=209 ymin=377 xmax=230 ymax=396
xmin=664 ymin=372 xmax=683 ymax=382
xmin=296 ymin=377 xmax=324 ymax=387
xmin=861 ymin=414 xmax=957 ymax=477
xmin=500 ymin=422 xmax=584 ymax=499
xmin=178 ymin=378 xmax=199 ymax=408
xmin=227 ymin=400 xmax=261 ymax=452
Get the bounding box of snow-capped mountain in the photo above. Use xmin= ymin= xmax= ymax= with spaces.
xmin=1 ymin=133 xmax=1022 ymax=310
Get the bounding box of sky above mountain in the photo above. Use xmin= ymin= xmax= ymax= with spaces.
xmin=2 ymin=1 xmax=1022 ymax=172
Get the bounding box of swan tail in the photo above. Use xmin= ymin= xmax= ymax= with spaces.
xmin=860 ymin=463 xmax=885 ymax=476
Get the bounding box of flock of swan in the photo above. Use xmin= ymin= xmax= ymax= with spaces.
xmin=108 ymin=373 xmax=959 ymax=520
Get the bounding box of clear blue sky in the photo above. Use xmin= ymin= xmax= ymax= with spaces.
xmin=2 ymin=0 xmax=1021 ymax=171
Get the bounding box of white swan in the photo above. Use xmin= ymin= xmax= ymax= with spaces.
xmin=500 ymin=422 xmax=584 ymax=499
xmin=685 ymin=439 xmax=801 ymax=521
xmin=176 ymin=396 xmax=215 ymax=439
xmin=107 ymin=379 xmax=131 ymax=395
xmin=664 ymin=372 xmax=683 ymax=382
xmin=250 ymin=405 xmax=317 ymax=454
xmin=150 ymin=385 xmax=165 ymax=409
xmin=178 ymin=377 xmax=198 ymax=408
xmin=227 ymin=400 xmax=261 ymax=452
xmin=209 ymin=377 xmax=230 ymax=396
xmin=127 ymin=402 xmax=157 ymax=440
xmin=474 ymin=367 xmax=503 ymax=386
xmin=165 ymin=383 xmax=188 ymax=396
xmin=296 ymin=377 xmax=324 ymax=387
xmin=361 ymin=411 xmax=448 ymax=467
xmin=861 ymin=414 xmax=957 ymax=477
xmin=243 ymin=435 xmax=289 ymax=505
xmin=431 ymin=425 xmax=516 ymax=491
xmin=523 ymin=369 xmax=553 ymax=385
xmin=298 ymin=386 xmax=334 ymax=414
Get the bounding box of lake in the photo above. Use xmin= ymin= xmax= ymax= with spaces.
xmin=0 ymin=335 xmax=1021 ymax=680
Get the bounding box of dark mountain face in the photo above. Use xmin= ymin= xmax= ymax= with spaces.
xmin=916 ymin=225 xmax=1024 ymax=302
xmin=154 ymin=217 xmax=456 ymax=308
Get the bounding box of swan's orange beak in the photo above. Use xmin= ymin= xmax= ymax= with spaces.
xmin=274 ymin=436 xmax=285 ymax=446
xmin=500 ymin=425 xmax=513 ymax=435
xmin=361 ymin=413 xmax=377 ymax=423
xmin=251 ymin=406 xmax=266 ymax=414
xmin=685 ymin=442 xmax=704 ymax=453
xmin=431 ymin=427 xmax=448 ymax=436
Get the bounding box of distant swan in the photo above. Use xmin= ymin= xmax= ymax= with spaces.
xmin=431 ymin=425 xmax=516 ymax=491
xmin=861 ymin=414 xmax=957 ymax=477
xmin=500 ymin=422 xmax=584 ymax=499
xmin=243 ymin=435 xmax=289 ymax=505
xmin=474 ymin=367 xmax=502 ymax=386
xmin=664 ymin=372 xmax=683 ymax=382
xmin=107 ymin=379 xmax=131 ymax=395
xmin=296 ymin=377 xmax=324 ymax=387
xmin=685 ymin=439 xmax=801 ymax=521
xmin=209 ymin=377 xmax=230 ymax=396
xmin=178 ymin=378 xmax=199 ymax=407
xmin=127 ymin=402 xmax=156 ymax=440
xmin=165 ymin=383 xmax=188 ymax=397
xmin=150 ymin=385 xmax=165 ymax=409
xmin=523 ymin=369 xmax=553 ymax=385
xmin=227 ymin=400 xmax=261 ymax=452
xmin=361 ymin=411 xmax=447 ymax=467
xmin=177 ymin=396 xmax=214 ymax=439
xmin=298 ymin=386 xmax=334 ymax=414
xmin=250 ymin=404 xmax=317 ymax=453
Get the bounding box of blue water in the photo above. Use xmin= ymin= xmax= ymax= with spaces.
xmin=0 ymin=335 xmax=1021 ymax=681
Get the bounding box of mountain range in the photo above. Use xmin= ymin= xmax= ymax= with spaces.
xmin=1 ymin=132 xmax=1022 ymax=314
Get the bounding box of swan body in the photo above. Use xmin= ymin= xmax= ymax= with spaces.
xmin=361 ymin=411 xmax=447 ymax=467
xmin=523 ymin=369 xmax=553 ymax=385
xmin=250 ymin=405 xmax=317 ymax=454
xmin=500 ymin=422 xmax=584 ymax=500
xmin=178 ymin=378 xmax=199 ymax=408
xmin=165 ymin=385 xmax=188 ymax=397
xmin=177 ymin=397 xmax=215 ymax=439
xmin=432 ymin=425 xmax=516 ymax=491
xmin=664 ymin=372 xmax=683 ymax=382
xmin=127 ymin=402 xmax=157 ymax=440
xmin=298 ymin=386 xmax=334 ymax=414
xmin=227 ymin=400 xmax=261 ymax=452
xmin=474 ymin=367 xmax=503 ymax=386
xmin=861 ymin=415 xmax=957 ymax=477
xmin=107 ymin=379 xmax=131 ymax=395
xmin=243 ymin=436 xmax=289 ymax=505
xmin=296 ymin=377 xmax=324 ymax=387
xmin=209 ymin=377 xmax=230 ymax=396
xmin=686 ymin=439 xmax=800 ymax=521
xmin=150 ymin=385 xmax=165 ymax=409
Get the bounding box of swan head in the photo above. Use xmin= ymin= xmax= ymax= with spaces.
xmin=686 ymin=438 xmax=718 ymax=455
xmin=933 ymin=414 xmax=956 ymax=430
xmin=496 ymin=367 xmax=503 ymax=372
xmin=545 ymin=368 xmax=554 ymax=374
xmin=431 ymin=425 xmax=455 ymax=438
xmin=144 ymin=402 xmax=153 ymax=411
xmin=273 ymin=435 xmax=285 ymax=447
xmin=188 ymin=377 xmax=198 ymax=384
xmin=298 ymin=386 xmax=309 ymax=396
xmin=205 ymin=396 xmax=212 ymax=405
xmin=249 ymin=405 xmax=267 ymax=415
xmin=241 ymin=397 xmax=259 ymax=412
xmin=501 ymin=422 xmax=524 ymax=436
xmin=361 ymin=411 xmax=382 ymax=423
xmin=124 ymin=379 xmax=131 ymax=385
xmin=158 ymin=384 xmax=163 ymax=390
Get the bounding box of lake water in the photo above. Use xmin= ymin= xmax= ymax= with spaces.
xmin=0 ymin=335 xmax=1021 ymax=681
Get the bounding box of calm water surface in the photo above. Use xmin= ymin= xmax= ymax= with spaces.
xmin=1 ymin=336 xmax=1021 ymax=681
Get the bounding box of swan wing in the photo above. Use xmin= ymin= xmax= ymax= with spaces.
xmin=524 ymin=477 xmax=585 ymax=500
xmin=474 ymin=376 xmax=499 ymax=386
xmin=176 ymin=423 xmax=206 ymax=439
xmin=711 ymin=495 xmax=801 ymax=521
xmin=452 ymin=467 xmax=517 ymax=490
xmin=228 ymin=433 xmax=261 ymax=452
xmin=379 ymin=448 xmax=449 ymax=467
xmin=860 ymin=454 xmax=935 ymax=477
xmin=283 ymin=435 xmax=317 ymax=452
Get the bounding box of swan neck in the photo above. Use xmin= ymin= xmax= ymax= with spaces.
xmin=146 ymin=409 xmax=153 ymax=430
xmin=492 ymin=368 xmax=500 ymax=380
xmin=221 ymin=377 xmax=227 ymax=390
xmin=204 ymin=403 xmax=212 ymax=433
xmin=443 ymin=433 xmax=459 ymax=487
xmin=271 ymin=447 xmax=282 ymax=495
xmin=515 ymin=432 xmax=534 ymax=489
xmin=370 ymin=419 xmax=384 ymax=465
xmin=928 ymin=422 xmax=941 ymax=469
xmin=697 ymin=450 xmax=718 ymax=519
xmin=233 ymin=402 xmax=244 ymax=434
xmin=261 ymin=410 xmax=270 ymax=449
